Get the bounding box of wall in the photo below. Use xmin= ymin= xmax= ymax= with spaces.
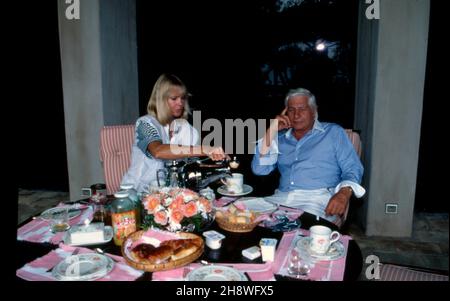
xmin=57 ymin=0 xmax=139 ymax=200
xmin=355 ymin=0 xmax=430 ymax=237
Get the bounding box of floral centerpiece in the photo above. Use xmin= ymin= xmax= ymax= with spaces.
xmin=141 ymin=187 xmax=214 ymax=232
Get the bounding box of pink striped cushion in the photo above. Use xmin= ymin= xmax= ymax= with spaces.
xmin=345 ymin=129 xmax=362 ymax=157
xmin=99 ymin=125 xmax=135 ymax=195
xmin=379 ymin=264 xmax=448 ymax=281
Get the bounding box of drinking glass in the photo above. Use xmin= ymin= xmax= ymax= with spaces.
xmin=287 ymin=248 xmax=313 ymax=278
xmin=50 ymin=207 xmax=70 ymax=233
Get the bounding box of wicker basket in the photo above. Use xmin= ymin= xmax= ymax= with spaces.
xmin=121 ymin=230 xmax=204 ymax=272
xmin=215 ymin=215 xmax=260 ymax=233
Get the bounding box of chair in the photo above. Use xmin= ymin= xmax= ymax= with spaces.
xmin=99 ymin=124 xmax=135 ymax=195
xmin=334 ymin=129 xmax=362 ymax=228
xmin=377 ymin=263 xmax=448 ymax=281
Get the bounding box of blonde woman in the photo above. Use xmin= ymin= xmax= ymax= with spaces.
xmin=122 ymin=74 xmax=227 ymax=193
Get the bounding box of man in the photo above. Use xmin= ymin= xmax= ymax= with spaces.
xmin=251 ymin=88 xmax=365 ymax=225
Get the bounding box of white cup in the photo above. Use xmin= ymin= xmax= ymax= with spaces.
xmin=221 ymin=173 xmax=243 ymax=194
xmin=309 ymin=225 xmax=340 ymax=255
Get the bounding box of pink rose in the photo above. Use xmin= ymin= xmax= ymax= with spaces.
xmin=154 ymin=210 xmax=168 ymax=225
xmin=182 ymin=201 xmax=198 ymax=218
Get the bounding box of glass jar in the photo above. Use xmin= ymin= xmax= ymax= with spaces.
xmin=120 ymin=184 xmax=141 ymax=227
xmin=111 ymin=191 xmax=137 ymax=246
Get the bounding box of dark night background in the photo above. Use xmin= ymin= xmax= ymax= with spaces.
xmin=18 ymin=0 xmax=444 ymax=212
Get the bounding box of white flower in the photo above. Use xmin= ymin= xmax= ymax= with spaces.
xmin=163 ymin=197 xmax=173 ymax=206
xmin=168 ymin=220 xmax=182 ymax=232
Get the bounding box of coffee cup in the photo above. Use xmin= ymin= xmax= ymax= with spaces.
xmin=221 ymin=173 xmax=244 ymax=194
xmin=308 ymin=225 xmax=340 ymax=255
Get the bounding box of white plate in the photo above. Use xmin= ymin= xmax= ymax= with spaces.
xmin=295 ymin=236 xmax=346 ymax=261
xmin=52 ymin=253 xmax=114 ymax=281
xmin=63 ymin=226 xmax=113 ymax=246
xmin=186 ymin=265 xmax=248 ymax=281
xmin=40 ymin=206 xmax=82 ymax=221
xmin=235 ymin=197 xmax=277 ymax=214
xmin=217 ymin=184 xmax=253 ymax=197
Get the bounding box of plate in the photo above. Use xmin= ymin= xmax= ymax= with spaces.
xmin=235 ymin=197 xmax=277 ymax=214
xmin=40 ymin=206 xmax=82 ymax=221
xmin=186 ymin=265 xmax=248 ymax=281
xmin=63 ymin=226 xmax=113 ymax=246
xmin=295 ymin=236 xmax=346 ymax=261
xmin=52 ymin=253 xmax=114 ymax=281
xmin=217 ymin=184 xmax=253 ymax=197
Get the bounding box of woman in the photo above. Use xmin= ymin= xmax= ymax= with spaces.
xmin=121 ymin=73 xmax=227 ymax=193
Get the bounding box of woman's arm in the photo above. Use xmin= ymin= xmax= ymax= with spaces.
xmin=147 ymin=141 xmax=226 ymax=161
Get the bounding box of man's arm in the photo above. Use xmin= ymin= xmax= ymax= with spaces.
xmin=325 ymin=127 xmax=366 ymax=216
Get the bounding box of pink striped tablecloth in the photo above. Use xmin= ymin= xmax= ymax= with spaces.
xmin=16 ymin=243 xmax=144 ymax=281
xmin=153 ymin=262 xmax=275 ymax=281
xmin=272 ymin=229 xmax=351 ymax=281
xmin=17 ymin=204 xmax=94 ymax=244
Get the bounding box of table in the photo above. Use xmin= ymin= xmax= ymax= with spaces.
xmin=16 ymin=203 xmax=363 ymax=281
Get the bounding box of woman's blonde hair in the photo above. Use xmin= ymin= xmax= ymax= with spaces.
xmin=147 ymin=74 xmax=191 ymax=125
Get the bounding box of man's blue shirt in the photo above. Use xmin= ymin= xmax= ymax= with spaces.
xmin=251 ymin=121 xmax=363 ymax=192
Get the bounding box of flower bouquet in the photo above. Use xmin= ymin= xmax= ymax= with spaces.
xmin=141 ymin=187 xmax=214 ymax=232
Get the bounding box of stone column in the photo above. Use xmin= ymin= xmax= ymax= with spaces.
xmin=57 ymin=0 xmax=139 ymax=200
xmin=354 ymin=0 xmax=430 ymax=236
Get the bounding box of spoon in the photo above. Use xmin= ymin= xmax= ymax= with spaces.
xmin=95 ymin=248 xmax=119 ymax=262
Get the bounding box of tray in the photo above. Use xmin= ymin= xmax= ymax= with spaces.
xmin=121 ymin=230 xmax=204 ymax=272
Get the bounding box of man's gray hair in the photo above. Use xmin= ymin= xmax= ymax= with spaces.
xmin=284 ymin=88 xmax=318 ymax=120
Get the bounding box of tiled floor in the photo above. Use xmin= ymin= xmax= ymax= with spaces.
xmin=17 ymin=188 xmax=449 ymax=279
xmin=346 ymin=213 xmax=449 ymax=280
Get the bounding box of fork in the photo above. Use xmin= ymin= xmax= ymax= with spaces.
xmin=46 ymin=247 xmax=80 ymax=273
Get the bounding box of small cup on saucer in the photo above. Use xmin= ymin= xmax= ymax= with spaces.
xmin=221 ymin=173 xmax=244 ymax=194
xmin=309 ymin=225 xmax=340 ymax=255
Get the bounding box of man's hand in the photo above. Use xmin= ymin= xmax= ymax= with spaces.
xmin=325 ymin=187 xmax=352 ymax=216
xmin=272 ymin=107 xmax=291 ymax=131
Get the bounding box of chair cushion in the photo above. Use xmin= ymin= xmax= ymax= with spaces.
xmin=99 ymin=125 xmax=135 ymax=194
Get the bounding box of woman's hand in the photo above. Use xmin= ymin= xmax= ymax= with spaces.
xmin=204 ymin=146 xmax=228 ymax=161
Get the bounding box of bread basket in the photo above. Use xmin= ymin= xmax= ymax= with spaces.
xmin=215 ymin=214 xmax=260 ymax=233
xmin=121 ymin=230 xmax=204 ymax=272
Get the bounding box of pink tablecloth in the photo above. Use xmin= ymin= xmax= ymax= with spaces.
xmin=153 ymin=262 xmax=275 ymax=281
xmin=17 ymin=204 xmax=94 ymax=244
xmin=16 ymin=243 xmax=144 ymax=281
xmin=272 ymin=229 xmax=351 ymax=281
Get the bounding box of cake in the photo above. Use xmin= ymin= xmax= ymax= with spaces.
xmin=69 ymin=222 xmax=105 ymax=245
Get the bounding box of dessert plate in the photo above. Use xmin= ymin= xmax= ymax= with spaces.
xmin=52 ymin=253 xmax=114 ymax=281
xmin=186 ymin=265 xmax=247 ymax=281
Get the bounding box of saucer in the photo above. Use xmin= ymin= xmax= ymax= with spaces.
xmin=217 ymin=184 xmax=253 ymax=197
xmin=295 ymin=236 xmax=346 ymax=261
